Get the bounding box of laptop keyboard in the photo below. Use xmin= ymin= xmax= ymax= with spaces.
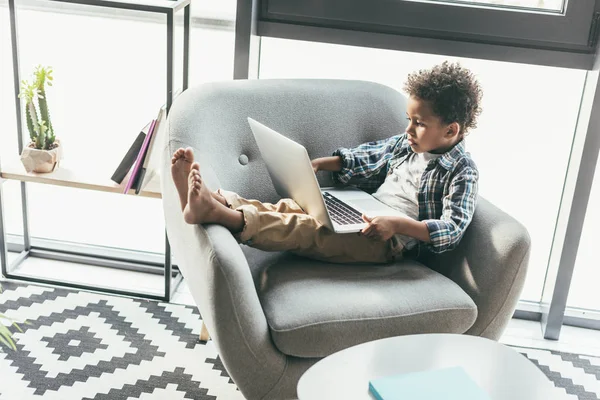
xmin=323 ymin=192 xmax=365 ymax=225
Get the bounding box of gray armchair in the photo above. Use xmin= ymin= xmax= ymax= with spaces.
xmin=159 ymin=79 xmax=531 ymax=400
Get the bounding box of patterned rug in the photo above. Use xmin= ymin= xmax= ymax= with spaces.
xmin=0 ymin=281 xmax=599 ymax=400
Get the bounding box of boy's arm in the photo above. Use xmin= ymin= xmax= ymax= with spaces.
xmin=311 ymin=156 xmax=342 ymax=173
xmin=420 ymin=166 xmax=479 ymax=253
xmin=368 ymin=166 xmax=478 ymax=250
xmin=330 ymin=135 xmax=403 ymax=184
xmin=362 ymin=214 xmax=431 ymax=242
xmin=392 ymin=218 xmax=431 ymax=243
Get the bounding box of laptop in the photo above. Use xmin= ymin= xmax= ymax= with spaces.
xmin=247 ymin=117 xmax=404 ymax=233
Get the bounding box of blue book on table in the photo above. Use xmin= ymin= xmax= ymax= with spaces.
xmin=368 ymin=366 xmax=491 ymax=400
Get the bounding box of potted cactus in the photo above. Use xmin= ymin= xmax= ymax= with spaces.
xmin=18 ymin=65 xmax=62 ymax=173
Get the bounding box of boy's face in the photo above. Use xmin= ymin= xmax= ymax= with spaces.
xmin=405 ymin=96 xmax=460 ymax=154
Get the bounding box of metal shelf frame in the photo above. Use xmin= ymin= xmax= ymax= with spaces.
xmin=1 ymin=0 xmax=191 ymax=302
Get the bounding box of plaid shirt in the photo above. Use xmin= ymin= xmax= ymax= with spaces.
xmin=332 ymin=133 xmax=479 ymax=254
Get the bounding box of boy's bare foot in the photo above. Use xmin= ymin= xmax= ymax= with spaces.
xmin=184 ymin=163 xmax=220 ymax=224
xmin=212 ymin=191 xmax=228 ymax=207
xmin=171 ymin=147 xmax=194 ymax=211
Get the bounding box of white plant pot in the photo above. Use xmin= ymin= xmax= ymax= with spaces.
xmin=20 ymin=140 xmax=63 ymax=173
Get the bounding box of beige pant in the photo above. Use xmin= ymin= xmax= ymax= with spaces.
xmin=219 ymin=189 xmax=401 ymax=264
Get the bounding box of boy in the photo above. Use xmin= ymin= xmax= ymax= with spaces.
xmin=170 ymin=61 xmax=482 ymax=263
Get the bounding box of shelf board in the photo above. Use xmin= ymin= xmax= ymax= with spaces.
xmin=0 ymin=159 xmax=161 ymax=199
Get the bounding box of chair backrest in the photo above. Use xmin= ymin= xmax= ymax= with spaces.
xmin=165 ymin=79 xmax=408 ymax=203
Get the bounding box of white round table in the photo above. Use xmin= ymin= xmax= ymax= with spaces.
xmin=297 ymin=333 xmax=565 ymax=399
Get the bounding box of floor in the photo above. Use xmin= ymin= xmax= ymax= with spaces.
xmin=4 ymin=251 xmax=600 ymax=358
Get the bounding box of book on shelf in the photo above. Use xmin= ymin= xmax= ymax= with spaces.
xmin=368 ymin=366 xmax=491 ymax=400
xmin=116 ymin=89 xmax=182 ymax=195
xmin=111 ymin=121 xmax=152 ymax=184
xmin=123 ymin=119 xmax=157 ymax=194
xmin=132 ymin=89 xmax=182 ymax=194
xmin=134 ymin=104 xmax=166 ymax=194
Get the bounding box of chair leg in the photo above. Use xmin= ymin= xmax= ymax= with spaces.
xmin=200 ymin=321 xmax=210 ymax=342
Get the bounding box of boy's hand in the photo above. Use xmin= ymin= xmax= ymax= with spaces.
xmin=311 ymin=159 xmax=319 ymax=174
xmin=361 ymin=215 xmax=396 ymax=241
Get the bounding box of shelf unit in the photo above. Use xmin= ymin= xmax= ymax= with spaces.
xmin=0 ymin=0 xmax=191 ymax=301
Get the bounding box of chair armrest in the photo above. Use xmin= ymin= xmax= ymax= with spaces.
xmin=419 ymin=197 xmax=531 ymax=340
xmin=160 ymin=143 xmax=287 ymax=399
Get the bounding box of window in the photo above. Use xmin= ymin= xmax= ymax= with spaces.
xmin=428 ymin=0 xmax=564 ymax=12
xmin=568 ymin=159 xmax=600 ymax=311
xmin=259 ymin=37 xmax=586 ymax=302
xmin=260 ymin=0 xmax=597 ymax=69
xmin=191 ymin=0 xmax=236 ymax=20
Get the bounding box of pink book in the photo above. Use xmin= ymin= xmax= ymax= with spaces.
xmin=123 ymin=119 xmax=157 ymax=194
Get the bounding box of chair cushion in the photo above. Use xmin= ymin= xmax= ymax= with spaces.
xmin=258 ymin=256 xmax=478 ymax=358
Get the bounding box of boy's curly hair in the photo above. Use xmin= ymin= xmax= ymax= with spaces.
xmin=404 ymin=61 xmax=483 ymax=134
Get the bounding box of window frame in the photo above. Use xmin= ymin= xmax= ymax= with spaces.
xmin=261 ymin=0 xmax=599 ymax=54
